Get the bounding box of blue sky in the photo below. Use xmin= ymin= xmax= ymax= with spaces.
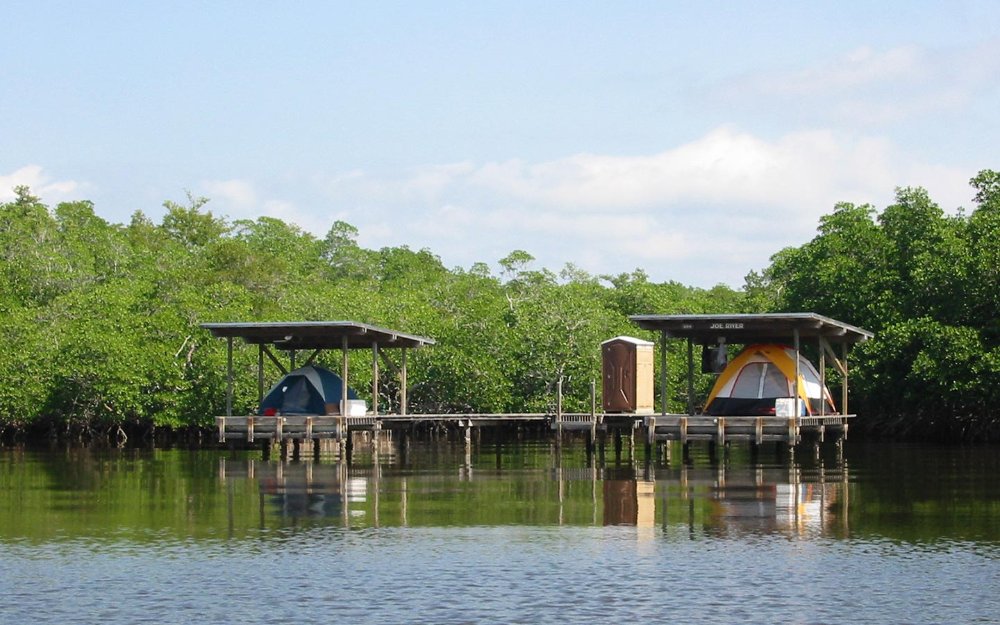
xmin=3 ymin=1 xmax=998 ymax=286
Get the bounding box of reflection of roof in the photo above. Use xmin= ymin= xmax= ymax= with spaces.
xmin=200 ymin=321 xmax=435 ymax=350
xmin=628 ymin=313 xmax=873 ymax=344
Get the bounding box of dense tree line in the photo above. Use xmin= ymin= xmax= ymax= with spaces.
xmin=0 ymin=187 xmax=745 ymax=441
xmin=2 ymin=170 xmax=998 ymax=443
xmin=752 ymin=170 xmax=1000 ymax=441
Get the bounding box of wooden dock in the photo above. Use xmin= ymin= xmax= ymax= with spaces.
xmin=216 ymin=411 xmax=850 ymax=453
xmin=204 ymin=316 xmax=866 ymax=460
xmin=642 ymin=413 xmax=850 ymax=446
xmin=216 ymin=412 xmax=619 ymax=443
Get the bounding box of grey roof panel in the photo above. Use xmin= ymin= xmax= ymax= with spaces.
xmin=628 ymin=313 xmax=873 ymax=344
xmin=200 ymin=321 xmax=435 ymax=350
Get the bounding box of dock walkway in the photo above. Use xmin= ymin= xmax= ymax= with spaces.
xmin=216 ymin=412 xmax=851 ymax=448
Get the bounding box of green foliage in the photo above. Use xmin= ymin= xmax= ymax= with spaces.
xmin=0 ymin=185 xmax=748 ymax=436
xmin=759 ymin=170 xmax=1000 ymax=441
xmin=9 ymin=170 xmax=1000 ymax=442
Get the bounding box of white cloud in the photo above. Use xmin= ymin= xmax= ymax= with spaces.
xmin=201 ymin=178 xmax=258 ymax=208
xmin=765 ymin=45 xmax=927 ymax=95
xmin=719 ymin=39 xmax=1000 ymax=126
xmin=199 ymin=125 xmax=973 ymax=286
xmin=200 ymin=178 xmax=337 ymax=237
xmin=0 ymin=165 xmax=83 ymax=203
xmin=327 ymin=126 xmax=974 ymax=284
xmin=368 ymin=126 xmax=967 ymax=218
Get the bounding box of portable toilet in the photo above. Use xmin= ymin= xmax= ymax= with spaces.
xmin=602 ymin=336 xmax=655 ymax=413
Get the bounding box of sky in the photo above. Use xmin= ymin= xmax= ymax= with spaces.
xmin=2 ymin=1 xmax=998 ymax=287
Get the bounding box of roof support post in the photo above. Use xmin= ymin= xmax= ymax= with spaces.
xmin=842 ymin=342 xmax=849 ymax=416
xmin=659 ymin=331 xmax=668 ymax=415
xmin=258 ymin=344 xmax=265 ymax=406
xmin=793 ymin=328 xmax=801 ymax=416
xmin=400 ymin=348 xmax=408 ymax=415
xmin=819 ymin=336 xmax=826 ymax=417
xmin=290 ymin=349 xmax=296 ymax=371
xmin=372 ymin=342 xmax=379 ymax=417
xmin=686 ymin=337 xmax=694 ymax=416
xmin=226 ymin=336 xmax=233 ymax=417
xmin=341 ymin=335 xmax=349 ymax=418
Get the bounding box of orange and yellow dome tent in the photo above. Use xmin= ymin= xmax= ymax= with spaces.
xmin=704 ymin=344 xmax=836 ymax=416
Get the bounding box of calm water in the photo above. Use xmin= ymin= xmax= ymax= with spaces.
xmin=1 ymin=439 xmax=999 ymax=625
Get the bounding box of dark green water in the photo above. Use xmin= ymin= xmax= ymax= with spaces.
xmin=1 ymin=440 xmax=998 ymax=624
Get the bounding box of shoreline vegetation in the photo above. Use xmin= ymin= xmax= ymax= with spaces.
xmin=2 ymin=170 xmax=999 ymax=444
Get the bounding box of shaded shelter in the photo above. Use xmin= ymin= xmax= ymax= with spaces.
xmin=201 ymin=321 xmax=435 ymax=416
xmin=628 ymin=313 xmax=873 ymax=417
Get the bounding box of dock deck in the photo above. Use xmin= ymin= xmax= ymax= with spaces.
xmin=216 ymin=411 xmax=850 ymax=447
xmin=205 ymin=315 xmax=866 ymax=457
xmin=216 ymin=412 xmax=625 ymax=443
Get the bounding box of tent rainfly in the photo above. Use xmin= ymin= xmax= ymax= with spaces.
xmin=703 ymin=344 xmax=836 ymax=416
xmin=259 ymin=365 xmax=364 ymax=416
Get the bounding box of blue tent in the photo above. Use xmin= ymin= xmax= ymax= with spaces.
xmin=259 ymin=365 xmax=359 ymax=415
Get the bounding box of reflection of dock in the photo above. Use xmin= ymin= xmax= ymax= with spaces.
xmin=652 ymin=462 xmax=850 ymax=535
xmin=218 ymin=454 xmax=849 ymax=535
xmin=219 ymin=459 xmax=371 ymax=522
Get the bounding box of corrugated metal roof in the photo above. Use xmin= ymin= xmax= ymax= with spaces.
xmin=200 ymin=321 xmax=435 ymax=350
xmin=628 ymin=313 xmax=873 ymax=344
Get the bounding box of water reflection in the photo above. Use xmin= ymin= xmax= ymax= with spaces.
xmin=4 ymin=443 xmax=998 ymax=625
xmin=652 ymin=463 xmax=848 ymax=537
xmin=216 ymin=448 xmax=850 ymax=537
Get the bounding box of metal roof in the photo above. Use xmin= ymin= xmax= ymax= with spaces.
xmin=628 ymin=313 xmax=873 ymax=344
xmin=200 ymin=321 xmax=435 ymax=350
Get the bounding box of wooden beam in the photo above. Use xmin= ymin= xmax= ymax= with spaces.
xmin=257 ymin=344 xmax=265 ymax=405
xmin=303 ymin=349 xmax=322 ymax=366
xmin=378 ymin=350 xmax=401 ymax=376
xmin=659 ymin=331 xmax=668 ymax=416
xmin=226 ymin=336 xmax=234 ymax=417
xmin=341 ymin=336 xmax=349 ymax=417
xmin=401 ymin=348 xmax=408 ymax=415
xmin=819 ymin=336 xmax=826 ymax=417
xmin=793 ymin=328 xmax=801 ymax=415
xmin=686 ymin=337 xmax=694 ymax=416
xmin=842 ymin=342 xmax=849 ymax=416
xmin=819 ymin=337 xmax=848 ymax=376
xmin=261 ymin=345 xmax=288 ymax=376
xmin=372 ymin=342 xmax=379 ymax=416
